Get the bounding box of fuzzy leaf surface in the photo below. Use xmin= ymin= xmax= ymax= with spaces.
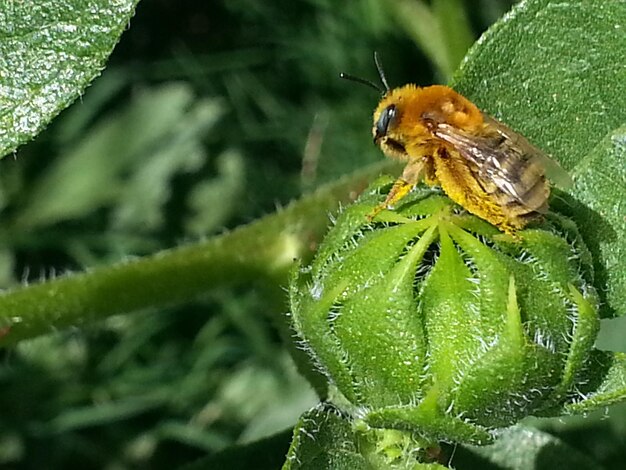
xmin=0 ymin=0 xmax=139 ymax=158
xmin=454 ymin=0 xmax=626 ymax=316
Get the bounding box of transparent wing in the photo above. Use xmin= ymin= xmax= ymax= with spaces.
xmin=433 ymin=116 xmax=572 ymax=208
xmin=482 ymin=115 xmax=573 ymax=189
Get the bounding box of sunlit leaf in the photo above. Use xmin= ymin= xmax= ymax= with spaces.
xmin=453 ymin=0 xmax=626 ymax=317
xmin=0 ymin=0 xmax=139 ymax=158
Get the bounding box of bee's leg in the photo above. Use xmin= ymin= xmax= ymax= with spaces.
xmin=368 ymin=159 xmax=425 ymax=220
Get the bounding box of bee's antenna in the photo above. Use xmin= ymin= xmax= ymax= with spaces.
xmin=339 ymin=51 xmax=391 ymax=94
xmin=339 ymin=72 xmax=384 ymax=93
xmin=373 ymin=51 xmax=390 ymax=92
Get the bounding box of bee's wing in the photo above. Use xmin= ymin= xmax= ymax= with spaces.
xmin=434 ymin=116 xmax=572 ymax=210
xmin=481 ymin=115 xmax=573 ymax=190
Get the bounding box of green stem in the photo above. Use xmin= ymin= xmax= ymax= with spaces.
xmin=0 ymin=161 xmax=397 ymax=346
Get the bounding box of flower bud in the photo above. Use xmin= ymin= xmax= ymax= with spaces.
xmin=289 ymin=177 xmax=600 ymax=445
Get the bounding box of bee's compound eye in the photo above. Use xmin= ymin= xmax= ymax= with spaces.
xmin=375 ymin=104 xmax=397 ymax=138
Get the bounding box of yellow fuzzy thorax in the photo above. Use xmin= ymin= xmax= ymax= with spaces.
xmin=371 ymin=84 xmax=538 ymax=234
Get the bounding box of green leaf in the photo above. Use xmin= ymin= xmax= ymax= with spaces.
xmin=431 ymin=0 xmax=474 ymax=76
xmin=565 ymin=352 xmax=626 ymax=414
xmin=389 ymin=0 xmax=473 ymax=81
xmin=453 ymin=0 xmax=626 ymax=317
xmin=111 ymin=94 xmax=225 ymax=233
xmin=180 ymin=429 xmax=293 ymax=470
xmin=453 ymin=0 xmax=626 ymax=170
xmin=185 ymin=150 xmax=246 ymax=236
xmin=597 ymin=316 xmax=626 ymax=353
xmin=14 ymin=83 xmax=219 ymax=230
xmin=284 ymin=405 xmax=451 ymax=469
xmin=566 ymin=128 xmax=626 ymax=317
xmin=283 ymin=405 xmax=369 ymax=470
xmin=0 ymin=0 xmax=139 ymax=159
xmin=460 ymin=425 xmax=603 ymax=470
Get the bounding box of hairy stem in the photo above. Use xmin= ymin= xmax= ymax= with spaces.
xmin=0 ymin=161 xmax=396 ymax=346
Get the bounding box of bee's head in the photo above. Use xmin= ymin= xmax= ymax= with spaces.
xmin=373 ymin=84 xmax=485 ymax=160
xmin=372 ymin=99 xmax=409 ymax=159
xmin=374 ymin=103 xmax=397 ymax=141
xmin=340 ymin=53 xmax=414 ymax=159
xmin=340 ymin=53 xmax=464 ymax=160
xmin=371 ymin=84 xmax=436 ymax=160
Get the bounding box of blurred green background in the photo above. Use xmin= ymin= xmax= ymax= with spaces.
xmin=1 ymin=1 xmax=625 ymax=468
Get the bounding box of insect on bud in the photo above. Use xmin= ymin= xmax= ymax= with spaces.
xmin=289 ymin=177 xmax=601 ymax=447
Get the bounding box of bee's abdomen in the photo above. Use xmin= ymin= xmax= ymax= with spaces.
xmin=495 ymin=156 xmax=549 ymax=215
xmin=473 ymin=138 xmax=549 ymax=212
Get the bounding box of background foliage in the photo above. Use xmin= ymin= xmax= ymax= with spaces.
xmin=0 ymin=0 xmax=624 ymax=469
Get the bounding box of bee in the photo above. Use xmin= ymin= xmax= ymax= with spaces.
xmin=341 ymin=54 xmax=572 ymax=234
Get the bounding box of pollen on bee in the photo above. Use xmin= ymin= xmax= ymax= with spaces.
xmin=441 ymin=101 xmax=455 ymax=114
xmin=370 ymin=83 xmax=568 ymax=233
xmin=451 ymin=111 xmax=472 ymax=127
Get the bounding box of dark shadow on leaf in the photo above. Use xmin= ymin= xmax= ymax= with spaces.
xmin=550 ymin=190 xmax=617 ymax=319
xmin=181 ymin=429 xmax=293 ymax=470
xmin=575 ymin=349 xmax=614 ymax=397
xmin=450 ymin=443 xmax=506 ymax=470
xmin=534 ymin=440 xmax=603 ymax=470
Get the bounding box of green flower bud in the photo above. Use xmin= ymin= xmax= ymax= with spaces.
xmin=289 ymin=177 xmax=600 ymax=446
